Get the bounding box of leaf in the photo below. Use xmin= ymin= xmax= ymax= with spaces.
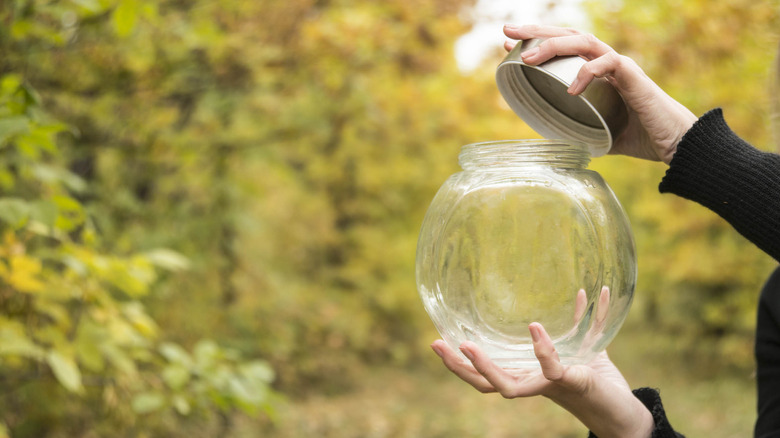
xmin=193 ymin=340 xmax=219 ymax=366
xmin=172 ymin=394 xmax=191 ymax=416
xmin=122 ymin=302 xmax=158 ymax=337
xmin=240 ymin=360 xmax=275 ymax=383
xmin=144 ymin=248 xmax=191 ymax=271
xmin=162 ymin=363 xmax=190 ymax=390
xmin=0 ymin=198 xmax=29 ymax=227
xmin=52 ymin=195 xmax=85 ymax=232
xmin=7 ymin=255 xmax=45 ymax=293
xmin=0 ymin=324 xmax=46 ymax=360
xmin=113 ymin=0 xmax=139 ymax=37
xmin=46 ymin=351 xmax=83 ymax=393
xmin=0 ymin=116 xmax=30 ymax=144
xmin=28 ymin=199 xmax=59 ymax=229
xmin=159 ymin=342 xmax=192 ymax=365
xmin=131 ymin=391 xmax=166 ymax=414
xmin=75 ymin=322 xmax=106 ymax=373
xmin=32 ymin=164 xmax=88 ymax=193
xmin=102 ymin=344 xmax=138 ymax=376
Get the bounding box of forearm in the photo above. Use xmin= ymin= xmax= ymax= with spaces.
xmin=659 ymin=108 xmax=780 ymax=261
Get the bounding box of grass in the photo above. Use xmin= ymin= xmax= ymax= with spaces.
xmin=233 ymin=323 xmax=756 ymax=437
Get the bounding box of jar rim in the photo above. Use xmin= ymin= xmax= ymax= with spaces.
xmin=459 ymin=139 xmax=591 ymax=170
xmin=462 ymin=138 xmax=589 ymax=150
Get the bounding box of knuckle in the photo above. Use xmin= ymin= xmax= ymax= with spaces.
xmin=609 ymin=51 xmax=625 ymax=65
xmin=539 ymin=39 xmax=556 ymax=53
xmin=579 ymin=61 xmax=600 ymax=79
xmin=583 ymin=32 xmax=600 ymax=45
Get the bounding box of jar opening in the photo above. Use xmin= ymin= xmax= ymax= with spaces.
xmin=459 ymin=139 xmax=591 ymax=170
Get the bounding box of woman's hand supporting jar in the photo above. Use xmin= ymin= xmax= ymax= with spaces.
xmin=431 ymin=321 xmax=655 ymax=438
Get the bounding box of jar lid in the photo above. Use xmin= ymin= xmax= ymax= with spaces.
xmin=496 ymin=38 xmax=628 ymax=157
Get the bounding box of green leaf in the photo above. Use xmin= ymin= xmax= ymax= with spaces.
xmin=102 ymin=344 xmax=138 ymax=375
xmin=162 ymin=363 xmax=190 ymax=390
xmin=240 ymin=360 xmax=275 ymax=383
xmin=0 ymin=116 xmax=29 ymax=144
xmin=159 ymin=342 xmax=192 ymax=366
xmin=0 ymin=74 xmax=22 ymax=94
xmin=0 ymin=324 xmax=46 ymax=360
xmin=0 ymin=197 xmax=29 ymax=228
xmin=75 ymin=322 xmax=106 ymax=373
xmin=71 ymin=0 xmax=106 ymax=14
xmin=194 ymin=340 xmax=219 ymax=366
xmin=52 ymin=195 xmax=85 ymax=232
xmin=28 ymin=200 xmax=58 ymax=229
xmin=46 ymin=351 xmax=83 ymax=393
xmin=145 ymin=248 xmax=190 ymax=271
xmin=131 ymin=391 xmax=166 ymax=414
xmin=113 ymin=0 xmax=139 ymax=37
xmin=172 ymin=394 xmax=191 ymax=416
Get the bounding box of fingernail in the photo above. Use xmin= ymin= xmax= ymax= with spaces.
xmin=522 ymin=47 xmax=540 ymax=59
xmin=431 ymin=344 xmax=443 ymax=358
xmin=503 ymin=23 xmax=519 ymax=30
xmin=567 ymin=78 xmax=580 ymax=95
xmin=460 ymin=347 xmax=476 ymax=362
xmin=529 ymin=324 xmax=540 ymax=342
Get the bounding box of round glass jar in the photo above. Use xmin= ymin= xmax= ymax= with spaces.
xmin=416 ymin=140 xmax=636 ymax=368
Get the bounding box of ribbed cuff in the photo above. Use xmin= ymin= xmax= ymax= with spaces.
xmin=659 ymin=108 xmax=780 ymax=261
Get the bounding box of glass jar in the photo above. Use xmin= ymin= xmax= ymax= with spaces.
xmin=416 ymin=140 xmax=636 ymax=368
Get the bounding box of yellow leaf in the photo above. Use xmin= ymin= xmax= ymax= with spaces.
xmin=7 ymin=255 xmax=44 ymax=293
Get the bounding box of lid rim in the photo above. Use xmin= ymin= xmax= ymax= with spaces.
xmin=495 ymin=39 xmax=628 ymax=158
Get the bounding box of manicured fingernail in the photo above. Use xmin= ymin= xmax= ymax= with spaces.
xmin=460 ymin=347 xmax=475 ymax=362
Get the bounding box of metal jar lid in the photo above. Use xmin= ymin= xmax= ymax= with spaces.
xmin=496 ymin=38 xmax=628 ymax=157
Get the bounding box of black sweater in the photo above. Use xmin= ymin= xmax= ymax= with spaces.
xmin=592 ymin=108 xmax=780 ymax=437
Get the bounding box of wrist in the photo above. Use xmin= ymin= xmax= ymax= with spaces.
xmin=663 ymin=107 xmax=697 ymax=165
xmin=548 ymin=380 xmax=653 ymax=438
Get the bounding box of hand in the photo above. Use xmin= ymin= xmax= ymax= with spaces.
xmin=502 ymin=24 xmax=697 ymax=164
xmin=430 ymin=322 xmax=654 ymax=438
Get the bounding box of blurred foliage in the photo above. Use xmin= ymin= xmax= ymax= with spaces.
xmin=0 ymin=1 xmax=277 ymax=436
xmin=0 ymin=0 xmax=778 ymax=436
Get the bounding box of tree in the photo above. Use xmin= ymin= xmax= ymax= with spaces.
xmin=0 ymin=2 xmax=276 ymax=436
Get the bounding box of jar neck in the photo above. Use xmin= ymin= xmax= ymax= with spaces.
xmin=458 ymin=140 xmax=591 ymax=170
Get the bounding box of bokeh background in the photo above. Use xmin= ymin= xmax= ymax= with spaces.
xmin=0 ymin=0 xmax=778 ymax=436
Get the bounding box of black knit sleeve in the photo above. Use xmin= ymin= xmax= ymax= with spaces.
xmin=658 ymin=108 xmax=780 ymax=261
xmin=586 ymin=388 xmax=684 ymax=438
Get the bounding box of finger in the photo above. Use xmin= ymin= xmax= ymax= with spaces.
xmin=596 ymin=286 xmax=610 ymax=325
xmin=504 ymin=39 xmax=517 ymax=52
xmin=573 ymin=288 xmax=587 ymax=323
xmin=503 ymin=24 xmax=580 ymax=41
xmin=521 ymin=34 xmax=613 ymax=66
xmin=530 ymin=322 xmax=565 ymax=382
xmin=531 ymin=324 xmax=596 ymax=396
xmin=460 ymin=341 xmax=546 ymax=398
xmin=568 ymin=51 xmax=646 ymax=96
xmin=431 ymin=340 xmax=495 ymax=393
